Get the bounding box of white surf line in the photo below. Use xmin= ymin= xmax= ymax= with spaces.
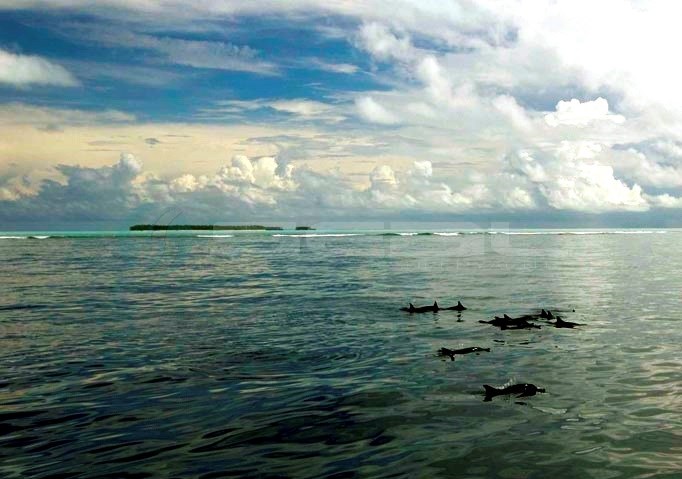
xmin=272 ymin=233 xmax=364 ymax=238
xmin=489 ymin=231 xmax=668 ymax=235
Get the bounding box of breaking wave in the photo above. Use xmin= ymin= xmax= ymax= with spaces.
xmin=272 ymin=233 xmax=364 ymax=238
xmin=0 ymin=235 xmax=50 ymax=239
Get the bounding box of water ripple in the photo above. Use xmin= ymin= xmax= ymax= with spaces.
xmin=0 ymin=233 xmax=680 ymax=477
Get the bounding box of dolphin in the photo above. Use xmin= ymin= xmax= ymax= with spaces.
xmin=438 ymin=346 xmax=490 ymax=361
xmin=483 ymin=383 xmax=545 ymax=401
xmin=400 ymin=301 xmax=439 ymax=313
xmin=399 ymin=303 xmax=414 ymax=313
xmin=443 ymin=301 xmax=467 ymax=311
xmin=480 ymin=314 xmax=541 ymax=329
xmin=553 ymin=316 xmax=581 ymax=328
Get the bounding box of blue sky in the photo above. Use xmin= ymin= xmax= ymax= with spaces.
xmin=1 ymin=1 xmax=681 ymax=228
xmin=0 ymin=9 xmax=376 ymax=119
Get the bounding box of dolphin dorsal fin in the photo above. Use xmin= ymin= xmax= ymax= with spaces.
xmin=458 ymin=301 xmax=463 ymax=306
xmin=409 ymin=303 xmax=415 ymax=311
xmin=433 ymin=301 xmax=439 ymax=309
xmin=504 ymin=314 xmax=512 ymax=319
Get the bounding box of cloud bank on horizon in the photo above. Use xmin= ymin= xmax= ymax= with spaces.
xmin=1 ymin=0 xmax=681 ymax=226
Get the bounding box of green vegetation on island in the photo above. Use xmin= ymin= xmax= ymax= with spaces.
xmin=130 ymin=224 xmax=284 ymax=231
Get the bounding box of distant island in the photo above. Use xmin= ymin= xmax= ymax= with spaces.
xmin=129 ymin=224 xmax=315 ymax=231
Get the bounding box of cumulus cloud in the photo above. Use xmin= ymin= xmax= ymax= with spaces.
xmin=0 ymin=48 xmax=78 ymax=87
xmin=504 ymin=143 xmax=648 ymax=212
xmin=646 ymin=194 xmax=682 ymax=208
xmin=0 ymin=153 xmax=145 ymax=221
xmin=0 ymin=174 xmax=32 ymax=201
xmin=611 ymin=141 xmax=682 ymax=188
xmin=169 ymin=174 xmax=200 ymax=193
xmin=544 ymin=98 xmax=625 ymax=127
xmin=2 ymin=150 xmax=681 ymax=226
xmin=492 ymin=95 xmax=533 ymax=132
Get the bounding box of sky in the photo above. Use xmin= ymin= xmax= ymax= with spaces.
xmin=1 ymin=0 xmax=682 ymax=228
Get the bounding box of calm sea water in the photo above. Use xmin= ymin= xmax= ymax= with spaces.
xmin=1 ymin=230 xmax=681 ymax=478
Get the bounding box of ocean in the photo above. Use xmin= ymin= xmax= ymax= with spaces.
xmin=1 ymin=229 xmax=680 ymax=478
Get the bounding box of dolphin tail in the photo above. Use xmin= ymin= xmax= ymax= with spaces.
xmin=438 ymin=348 xmax=455 ymax=361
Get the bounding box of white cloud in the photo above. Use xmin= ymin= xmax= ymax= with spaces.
xmin=492 ymin=95 xmax=533 ymax=131
xmin=505 ymin=144 xmax=648 ymax=212
xmin=646 ymin=193 xmax=682 ymax=208
xmin=0 ymin=102 xmax=135 ymax=126
xmin=268 ymin=100 xmax=333 ymax=117
xmin=308 ymin=59 xmax=359 ymax=74
xmin=358 ymin=22 xmax=416 ymax=62
xmin=196 ymin=99 xmax=345 ymax=123
xmin=544 ymin=98 xmax=625 ymax=127
xmin=0 ymin=153 xmax=147 ymax=221
xmin=77 ymin=28 xmax=277 ymax=75
xmin=4 ymin=1 xmax=682 ymax=220
xmin=613 ymin=148 xmax=682 ymax=188
xmin=0 ymin=103 xmax=135 ymax=129
xmin=0 ymin=48 xmax=78 ymax=87
xmin=154 ymin=37 xmax=276 ymax=75
xmin=355 ymin=96 xmax=399 ymax=124
xmin=3 ymin=151 xmax=681 ymax=225
xmin=369 ymin=164 xmax=398 ymax=189
xmin=170 ymin=173 xmax=200 ymax=193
